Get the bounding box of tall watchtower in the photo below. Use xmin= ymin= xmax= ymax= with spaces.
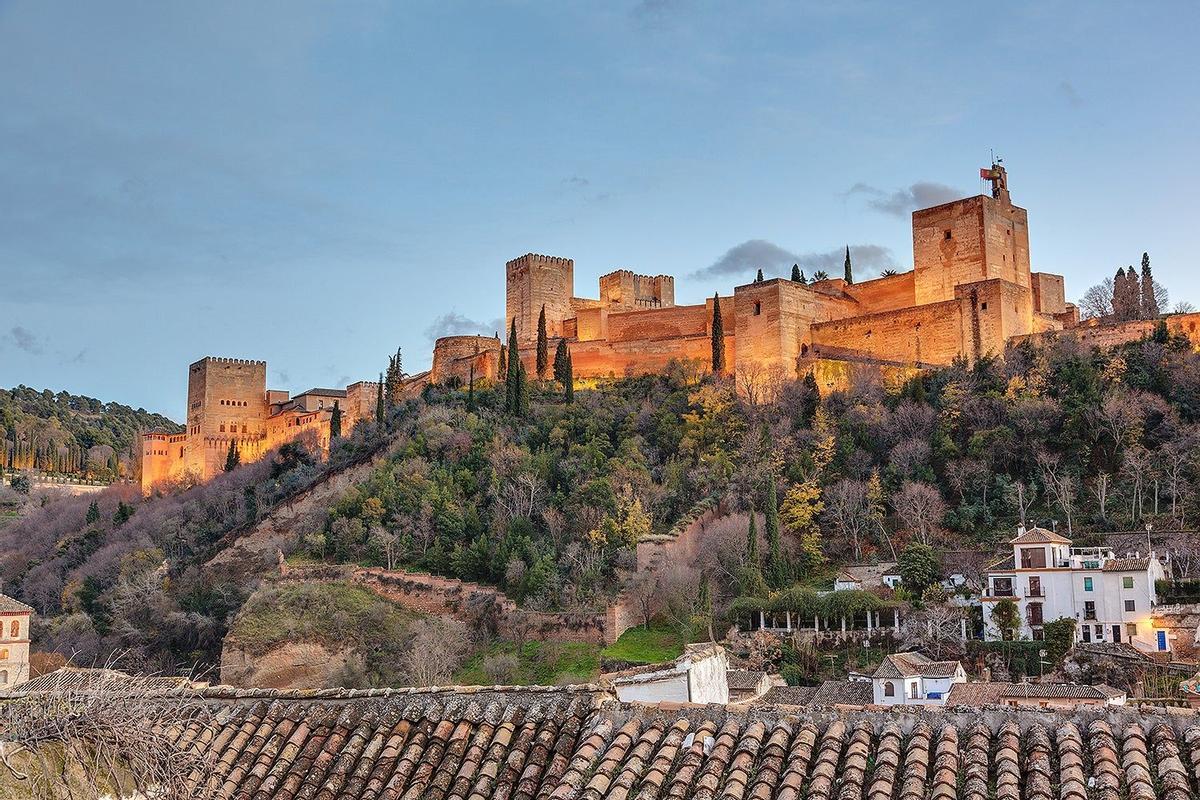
xmin=911 ymin=163 xmax=1031 ymax=305
xmin=184 ymin=357 xmax=269 ymax=480
xmin=505 ymin=254 xmax=574 ymax=344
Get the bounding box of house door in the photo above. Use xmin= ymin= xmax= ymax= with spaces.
xmin=1112 ymin=625 xmax=1122 ymax=643
xmin=1082 ymin=626 xmax=1091 ymax=643
xmin=1158 ymin=630 xmax=1168 ymax=651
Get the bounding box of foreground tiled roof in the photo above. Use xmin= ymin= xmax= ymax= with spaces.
xmin=8 ymin=666 xmax=192 ymax=694
xmin=10 ymin=681 xmax=1200 ymax=799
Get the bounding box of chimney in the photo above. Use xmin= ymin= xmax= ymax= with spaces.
xmin=1017 ymin=524 xmax=1026 ymax=537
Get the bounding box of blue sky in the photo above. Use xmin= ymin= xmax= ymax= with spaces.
xmin=1 ymin=2 xmax=1197 ymax=419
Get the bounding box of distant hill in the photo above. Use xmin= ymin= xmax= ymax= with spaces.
xmin=1 ymin=385 xmax=181 ymax=481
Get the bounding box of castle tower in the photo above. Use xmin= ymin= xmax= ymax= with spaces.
xmin=184 ymin=357 xmax=269 ymax=481
xmin=911 ymin=163 xmax=1031 ymax=305
xmin=505 ymin=254 xmax=574 ymax=345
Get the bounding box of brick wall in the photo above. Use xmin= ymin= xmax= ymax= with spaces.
xmin=1012 ymin=313 xmax=1200 ymax=353
xmin=431 ymin=335 xmax=502 ymax=385
xmin=842 ymin=270 xmax=916 ymax=314
xmin=810 ymin=298 xmax=964 ymax=366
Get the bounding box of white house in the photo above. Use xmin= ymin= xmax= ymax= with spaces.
xmin=981 ymin=526 xmax=1170 ymax=652
xmin=871 ymin=653 xmax=966 ymax=705
xmin=0 ymin=593 xmax=32 ymax=690
xmin=601 ymin=644 xmax=729 ymax=705
xmin=833 ymin=569 xmax=862 ymax=592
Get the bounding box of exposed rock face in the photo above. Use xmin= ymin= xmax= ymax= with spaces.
xmin=220 ymin=639 xmax=363 ymax=689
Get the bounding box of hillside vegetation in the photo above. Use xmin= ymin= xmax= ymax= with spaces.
xmin=1 ymin=386 xmax=181 ymax=481
xmin=2 ymin=327 xmax=1199 ymax=682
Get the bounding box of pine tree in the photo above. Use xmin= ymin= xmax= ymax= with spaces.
xmin=1141 ymin=252 xmax=1159 ymax=318
xmin=791 ymin=263 xmax=802 ymax=282
xmin=329 ymin=400 xmax=342 ymax=440
xmin=224 ymin=439 xmax=240 ymax=472
xmin=764 ymin=477 xmax=787 ymax=588
xmin=375 ymin=373 xmax=385 ymax=426
xmin=553 ymin=338 xmax=570 ymax=385
xmin=711 ymin=293 xmax=725 ymax=375
xmin=563 ymin=349 xmax=574 ymax=404
xmin=506 ymin=319 xmax=520 ymax=413
xmin=85 ymin=500 xmax=100 ymax=525
xmin=746 ymin=508 xmax=759 ymax=564
xmin=536 ymin=305 xmax=549 ymax=379
xmin=755 ymin=268 xmax=764 ymax=283
xmin=843 ymin=246 xmax=853 ymax=284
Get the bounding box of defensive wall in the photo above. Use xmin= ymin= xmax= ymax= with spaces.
xmin=1011 ymin=312 xmax=1200 ymax=352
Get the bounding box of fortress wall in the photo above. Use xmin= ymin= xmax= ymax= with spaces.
xmin=1031 ymin=272 xmax=1066 ymax=315
xmin=140 ymin=432 xmax=188 ymax=491
xmin=566 ymin=333 xmax=728 ymax=379
xmin=841 ymin=270 xmax=916 ymax=314
xmin=343 ymin=381 xmax=378 ymax=431
xmin=955 ymin=279 xmax=1034 ymax=359
xmin=733 ymin=280 xmax=859 ymax=375
xmin=913 ymin=197 xmax=987 ymax=304
xmin=983 ymin=198 xmax=1031 ymax=289
xmin=431 ymin=335 xmax=501 ymax=384
xmin=599 ymin=271 xmax=675 ymax=310
xmin=1011 ymin=312 xmax=1200 ymax=352
xmin=804 ymin=357 xmax=923 ymax=393
xmin=810 ymin=298 xmax=964 ymax=366
xmin=187 ymin=358 xmax=269 ymax=481
xmin=606 ymin=303 xmax=709 ymax=342
xmin=575 ymin=307 xmax=608 ymax=341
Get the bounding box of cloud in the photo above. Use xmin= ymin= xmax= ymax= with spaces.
xmin=1057 ymin=80 xmax=1083 ymax=108
xmin=562 ymin=176 xmax=590 ymax=188
xmin=631 ymin=0 xmax=683 ymax=29
xmin=5 ymin=325 xmax=44 ymax=355
xmin=846 ymin=181 xmax=964 ymax=218
xmin=692 ymin=240 xmax=896 ymax=280
xmin=424 ymin=312 xmax=504 ymax=343
xmin=274 ymin=369 xmax=291 ymax=385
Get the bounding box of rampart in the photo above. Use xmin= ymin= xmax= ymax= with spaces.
xmin=431 ymin=335 xmax=501 ymax=385
xmin=811 ymin=297 xmax=963 ymax=366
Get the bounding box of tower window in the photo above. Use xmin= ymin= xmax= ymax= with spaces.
xmin=981 ymin=302 xmax=988 ymax=310
xmin=944 ymin=230 xmax=952 ymax=240
xmin=754 ymin=301 xmax=761 ymax=316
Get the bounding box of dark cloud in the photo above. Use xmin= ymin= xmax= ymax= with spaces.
xmin=1057 ymin=80 xmax=1083 ymax=108
xmin=692 ymin=240 xmax=896 ymax=280
xmin=424 ymin=312 xmax=504 ymax=343
xmin=6 ymin=326 xmax=44 ymax=355
xmin=846 ymin=181 xmax=964 ymax=218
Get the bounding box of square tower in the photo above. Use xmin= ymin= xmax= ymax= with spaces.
xmin=912 ymin=165 xmax=1030 ymax=305
xmin=184 ymin=357 xmax=269 ymax=480
xmin=505 ymin=254 xmax=574 ymax=344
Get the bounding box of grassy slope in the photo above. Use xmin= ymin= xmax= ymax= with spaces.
xmin=455 ymin=640 xmax=601 ymax=686
xmin=600 ymin=622 xmax=690 ymax=664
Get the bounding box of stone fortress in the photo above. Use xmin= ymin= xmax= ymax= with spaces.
xmin=140 ymin=358 xmax=376 ymax=491
xmin=146 ymin=163 xmax=1200 ymax=489
xmin=418 ymin=163 xmax=1200 ymax=390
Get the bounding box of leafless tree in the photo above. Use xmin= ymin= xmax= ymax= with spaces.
xmin=496 ymin=473 xmax=546 ymax=522
xmin=627 ymin=571 xmax=661 ymax=628
xmin=1010 ymin=480 xmax=1038 ymax=527
xmin=1095 ymin=391 xmax=1146 ymax=457
xmin=1037 ymin=451 xmax=1078 ymax=535
xmin=822 ymin=479 xmax=872 ymax=561
xmin=1121 ymin=445 xmax=1155 ymax=524
xmin=657 ymin=562 xmax=700 ymax=633
xmin=1162 ymin=428 xmax=1199 ymax=529
xmin=899 ymin=603 xmax=965 ymax=661
xmin=1079 ymin=278 xmax=1115 ymax=320
xmin=369 ymin=523 xmax=400 ymax=570
xmin=1092 ymin=473 xmax=1111 ymax=522
xmin=890 ymin=480 xmax=946 ymax=545
xmin=399 ymin=617 xmax=472 ymax=686
xmin=0 ymin=664 xmax=216 ymax=800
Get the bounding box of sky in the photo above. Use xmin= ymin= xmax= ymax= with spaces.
xmin=1 ymin=2 xmax=1198 ymax=419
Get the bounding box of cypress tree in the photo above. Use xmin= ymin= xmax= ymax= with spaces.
xmin=536 ymin=305 xmax=549 ymax=379
xmin=467 ymin=363 xmax=475 ymax=409
xmin=746 ymin=508 xmax=759 ymax=564
xmin=516 ymin=359 xmax=529 ymax=416
xmin=385 ymin=347 xmax=404 ymax=404
xmin=843 ymin=246 xmax=853 ymax=284
xmin=506 ymin=319 xmax=520 ymax=413
xmin=498 ymin=343 xmax=507 ymax=378
xmin=564 ymin=349 xmax=574 ymax=404
xmin=755 ymin=268 xmax=764 ymax=283
xmin=711 ymin=293 xmax=725 ymax=375
xmin=1141 ymin=252 xmax=1159 ymax=318
xmin=765 ymin=477 xmax=787 ymax=587
xmin=224 ymin=439 xmax=240 ymax=472
xmin=375 ymin=373 xmax=385 ymax=426
xmin=329 ymin=400 xmax=342 ymax=440
xmin=553 ymin=338 xmax=570 ymax=385
xmin=791 ymin=263 xmax=802 ymax=282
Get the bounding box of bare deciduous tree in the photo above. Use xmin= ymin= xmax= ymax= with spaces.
xmin=1037 ymin=451 xmax=1078 ymax=535
xmin=890 ymin=480 xmax=946 ymax=545
xmin=0 ymin=665 xmax=215 ymax=800
xmin=821 ymin=479 xmax=872 ymax=561
xmin=399 ymin=617 xmax=472 ymax=686
xmin=899 ymin=603 xmax=965 ymax=661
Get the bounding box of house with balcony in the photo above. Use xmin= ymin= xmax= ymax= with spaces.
xmin=981 ymin=526 xmax=1170 ymax=652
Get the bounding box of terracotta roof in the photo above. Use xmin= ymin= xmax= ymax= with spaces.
xmin=1010 ymin=526 xmax=1072 ymax=545
xmin=808 ymin=679 xmax=874 ymax=707
xmin=6 ymin=682 xmax=1200 ymax=799
xmin=7 ymin=666 xmax=195 ymax=695
xmin=873 ymin=653 xmax=961 ymax=680
xmin=755 ymin=685 xmax=818 ymax=706
xmin=296 ymin=387 xmax=348 ymax=398
xmin=947 ymin=681 xmax=1127 ymax=704
xmin=726 ymin=670 xmax=769 ymax=691
xmin=945 ymin=681 xmax=1006 ymax=706
xmin=0 ymin=592 xmax=33 ymax=614
xmin=1103 ymin=557 xmax=1151 ymax=572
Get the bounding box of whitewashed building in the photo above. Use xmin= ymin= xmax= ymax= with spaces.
xmin=981 ymin=527 xmax=1170 ymax=652
xmin=0 ymin=593 xmax=32 ymax=689
xmin=601 ymin=644 xmax=729 ymax=704
xmin=871 ymin=653 xmax=967 ymax=705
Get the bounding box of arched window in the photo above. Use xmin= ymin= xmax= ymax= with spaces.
xmin=883 ymin=681 xmax=895 ymax=697
xmin=9 ymin=620 xmax=18 ymax=638
xmin=0 ymin=670 xmax=8 ymax=685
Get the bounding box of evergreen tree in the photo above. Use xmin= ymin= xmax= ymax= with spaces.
xmin=516 ymin=359 xmax=530 ymax=417
xmin=384 ymin=347 xmax=404 ymax=405
xmin=498 ymin=343 xmax=507 ymax=378
xmin=710 ymin=293 xmax=726 ymax=375
xmin=791 ymin=263 xmax=802 ymax=282
xmin=800 ymin=372 xmax=819 ymax=425
xmin=505 ymin=319 xmax=520 ymax=413
xmin=329 ymin=400 xmax=342 ymax=440
xmin=843 ymin=245 xmax=853 ymax=284
xmin=244 ymin=485 xmax=258 ymax=524
xmin=375 ymin=373 xmax=385 ymax=426
xmin=1153 ymin=319 xmax=1170 ymax=344
xmin=563 ymin=349 xmax=574 ymax=404
xmin=85 ymin=500 xmax=101 ymax=525
xmin=1141 ymin=252 xmax=1160 ymax=318
xmin=467 ymin=363 xmax=476 ymax=409
xmin=536 ymin=305 xmax=549 ymax=379
xmin=746 ymin=508 xmax=759 ymax=564
xmin=764 ymin=477 xmax=787 ymax=587
xmin=224 ymin=439 xmax=240 ymax=472
xmin=755 ymin=268 xmax=764 ymax=283
xmin=553 ymin=338 xmax=570 ymax=385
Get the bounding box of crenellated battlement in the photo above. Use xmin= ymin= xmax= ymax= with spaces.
xmin=197 ymin=356 xmax=267 ymax=367
xmin=599 ymin=269 xmax=673 ymax=281
xmin=505 ymin=253 xmax=574 ymax=269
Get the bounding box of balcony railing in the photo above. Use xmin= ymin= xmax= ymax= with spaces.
xmin=990 ymin=587 xmax=1015 ymax=597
